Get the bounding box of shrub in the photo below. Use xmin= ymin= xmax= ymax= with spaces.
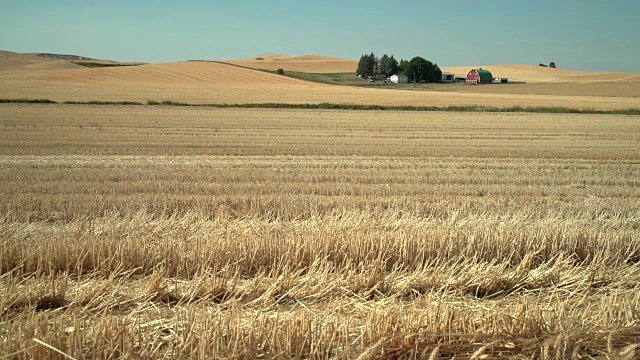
xmin=0 ymin=98 xmax=57 ymax=104
xmin=255 ymin=57 xmax=265 ymax=60
xmin=146 ymin=100 xmax=189 ymax=106
xmin=64 ymin=100 xmax=143 ymax=105
xmin=276 ymin=68 xmax=285 ymax=75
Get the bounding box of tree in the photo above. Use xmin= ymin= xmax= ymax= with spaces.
xmin=276 ymin=68 xmax=285 ymax=75
xmin=379 ymin=54 xmax=389 ymax=75
xmin=549 ymin=61 xmax=557 ymax=68
xmin=384 ymin=55 xmax=399 ymax=77
xmin=356 ymin=53 xmax=377 ymax=77
xmin=405 ymin=56 xmax=440 ymax=83
xmin=356 ymin=54 xmax=367 ymax=77
xmin=369 ymin=52 xmax=379 ymax=75
xmin=378 ymin=54 xmax=399 ymax=77
xmin=398 ymin=59 xmax=409 ymax=73
xmin=405 ymin=57 xmax=426 ymax=82
xmin=357 ymin=53 xmax=436 ymax=79
xmin=431 ymin=63 xmax=443 ymax=83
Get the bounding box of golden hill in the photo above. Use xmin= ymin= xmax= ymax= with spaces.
xmin=226 ymin=54 xmax=358 ymax=73
xmin=0 ymin=50 xmax=145 ymax=73
xmin=0 ymin=50 xmax=83 ymax=72
xmin=248 ymin=54 xmax=349 ymax=61
xmin=0 ymin=58 xmax=639 ymax=110
xmin=0 ymin=61 xmax=293 ymax=85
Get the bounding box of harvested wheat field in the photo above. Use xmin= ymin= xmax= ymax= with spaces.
xmin=1 ymin=103 xmax=639 ymax=359
xmin=437 ymin=82 xmax=640 ymax=98
xmin=2 ymin=54 xmax=640 ymax=110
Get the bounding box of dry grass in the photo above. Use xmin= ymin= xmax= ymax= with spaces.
xmin=1 ymin=104 xmax=639 ymax=358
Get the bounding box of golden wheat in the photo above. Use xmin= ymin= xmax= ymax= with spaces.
xmin=0 ymin=104 xmax=639 ymax=358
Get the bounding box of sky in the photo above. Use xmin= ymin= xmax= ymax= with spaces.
xmin=1 ymin=0 xmax=639 ymax=71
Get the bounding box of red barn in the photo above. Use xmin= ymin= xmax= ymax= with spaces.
xmin=466 ymin=68 xmax=493 ymax=84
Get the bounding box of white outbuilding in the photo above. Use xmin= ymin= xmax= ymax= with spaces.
xmin=441 ymin=72 xmax=455 ymax=82
xmin=390 ymin=74 xmax=408 ymax=84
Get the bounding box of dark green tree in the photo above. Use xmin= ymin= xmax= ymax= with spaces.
xmin=383 ymin=55 xmax=399 ymax=76
xmin=356 ymin=53 xmax=377 ymax=77
xmin=379 ymin=54 xmax=389 ymax=75
xmin=398 ymin=59 xmax=409 ymax=73
xmin=368 ymin=52 xmax=378 ymax=75
xmin=405 ymin=57 xmax=428 ymax=82
xmin=424 ymin=62 xmax=442 ymax=83
xmin=549 ymin=61 xmax=557 ymax=68
xmin=405 ymin=57 xmax=441 ymax=83
xmin=432 ymin=63 xmax=442 ymax=83
xmin=356 ymin=54 xmax=367 ymax=76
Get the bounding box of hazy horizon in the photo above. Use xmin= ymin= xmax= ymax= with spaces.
xmin=2 ymin=0 xmax=639 ymax=72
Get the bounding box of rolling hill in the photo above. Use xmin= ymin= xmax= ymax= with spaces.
xmin=0 ymin=50 xmax=144 ymax=73
xmin=28 ymin=53 xmax=146 ymax=67
xmin=1 ymin=51 xmax=639 ymax=109
xmin=0 ymin=50 xmax=83 ymax=72
xmin=225 ymin=54 xmax=358 ymax=73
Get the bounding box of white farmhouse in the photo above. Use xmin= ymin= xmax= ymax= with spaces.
xmin=390 ymin=74 xmax=408 ymax=84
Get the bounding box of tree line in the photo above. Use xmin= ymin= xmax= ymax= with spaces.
xmin=356 ymin=52 xmax=442 ymax=83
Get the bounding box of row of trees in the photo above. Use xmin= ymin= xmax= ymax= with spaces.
xmin=356 ymin=52 xmax=442 ymax=83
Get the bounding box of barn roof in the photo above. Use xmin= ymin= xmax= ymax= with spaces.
xmin=475 ymin=69 xmax=493 ymax=81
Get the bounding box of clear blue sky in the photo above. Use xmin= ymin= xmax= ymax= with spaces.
xmin=1 ymin=0 xmax=638 ymax=71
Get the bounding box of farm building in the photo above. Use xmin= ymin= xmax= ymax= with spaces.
xmin=390 ymin=74 xmax=408 ymax=84
xmin=441 ymin=72 xmax=455 ymax=82
xmin=466 ymin=68 xmax=493 ymax=84
xmin=493 ymin=77 xmax=508 ymax=84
